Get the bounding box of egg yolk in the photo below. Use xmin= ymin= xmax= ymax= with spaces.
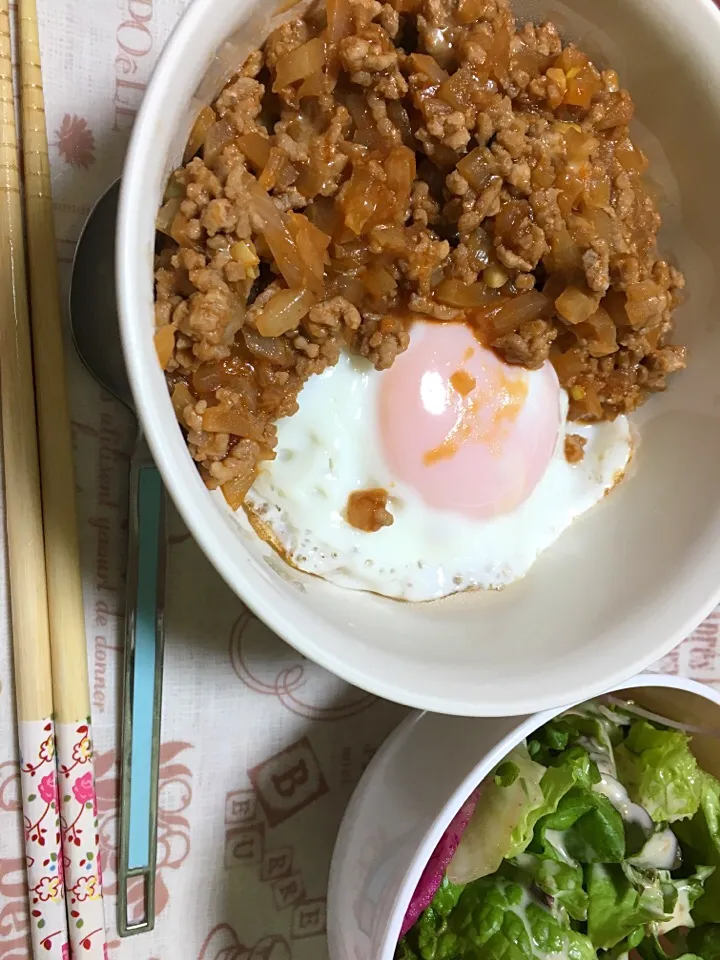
xmin=378 ymin=322 xmax=561 ymax=519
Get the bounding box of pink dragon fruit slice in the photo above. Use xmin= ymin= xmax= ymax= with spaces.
xmin=399 ymin=787 xmax=480 ymax=937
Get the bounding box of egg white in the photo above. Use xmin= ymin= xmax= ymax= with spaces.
xmin=232 ymin=350 xmax=632 ymax=602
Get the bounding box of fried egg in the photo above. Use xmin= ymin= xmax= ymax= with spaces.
xmin=239 ymin=321 xmax=632 ymax=601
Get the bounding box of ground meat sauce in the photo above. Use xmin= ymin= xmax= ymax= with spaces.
xmin=154 ymin=0 xmax=686 ymax=510
xmin=346 ymin=487 xmax=394 ymax=530
xmin=564 ymin=433 xmax=586 ymax=464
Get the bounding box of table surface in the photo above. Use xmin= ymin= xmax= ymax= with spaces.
xmin=0 ymin=2 xmax=719 ymax=958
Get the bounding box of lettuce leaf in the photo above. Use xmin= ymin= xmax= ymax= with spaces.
xmin=675 ymin=771 xmax=720 ymax=923
xmin=415 ymin=874 xmax=594 ymax=960
xmin=615 ymin=720 xmax=702 ymax=823
xmin=586 ymin=863 xmax=670 ymax=949
xmin=687 ymin=924 xmax=720 ymax=959
xmin=395 ymin=939 xmax=420 ymax=960
xmin=505 ymin=747 xmax=600 ymax=860
xmin=636 ymin=935 xmax=703 ymax=960
xmin=511 ymin=853 xmax=588 ymax=921
xmin=585 ymin=862 xmax=713 ymax=950
xmin=529 ymin=709 xmax=622 ymax=774
xmin=531 ymin=785 xmax=626 ymax=864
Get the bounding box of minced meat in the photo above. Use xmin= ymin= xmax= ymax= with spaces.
xmin=154 ymin=0 xmax=686 ymax=509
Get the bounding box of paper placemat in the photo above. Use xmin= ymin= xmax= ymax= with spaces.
xmin=0 ymin=2 xmax=718 ymax=957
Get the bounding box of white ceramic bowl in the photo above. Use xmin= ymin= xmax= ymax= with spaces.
xmin=118 ymin=0 xmax=720 ymax=715
xmin=327 ymin=674 xmax=720 ymax=960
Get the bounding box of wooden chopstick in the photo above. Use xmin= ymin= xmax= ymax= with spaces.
xmin=18 ymin=0 xmax=108 ymax=954
xmin=0 ymin=2 xmax=70 ymax=956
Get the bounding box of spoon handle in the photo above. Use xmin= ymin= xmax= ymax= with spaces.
xmin=117 ymin=437 xmax=166 ymax=936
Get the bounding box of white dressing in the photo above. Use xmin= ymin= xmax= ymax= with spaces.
xmin=630 ymin=829 xmax=679 ymax=871
xmin=656 ymin=883 xmax=695 ymax=935
xmin=594 ymin=774 xmax=653 ymax=830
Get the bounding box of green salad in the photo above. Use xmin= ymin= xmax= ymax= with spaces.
xmin=397 ymin=698 xmax=720 ymax=960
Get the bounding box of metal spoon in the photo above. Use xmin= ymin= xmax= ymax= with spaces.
xmin=70 ymin=179 xmax=165 ymax=937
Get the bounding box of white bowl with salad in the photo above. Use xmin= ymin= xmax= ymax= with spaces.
xmin=328 ymin=674 xmax=720 ymax=960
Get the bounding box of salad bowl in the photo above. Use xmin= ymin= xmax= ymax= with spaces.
xmin=327 ymin=674 xmax=720 ymax=960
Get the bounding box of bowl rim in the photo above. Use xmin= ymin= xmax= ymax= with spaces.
xmin=327 ymin=673 xmax=720 ymax=960
xmin=117 ymin=0 xmax=720 ymax=716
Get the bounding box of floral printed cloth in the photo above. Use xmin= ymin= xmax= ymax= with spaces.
xmin=0 ymin=2 xmax=719 ymax=959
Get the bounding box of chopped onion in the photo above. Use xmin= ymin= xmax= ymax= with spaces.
xmin=457 ymin=147 xmax=495 ymax=192
xmin=242 ymin=327 xmax=295 ymax=367
xmin=236 ymin=132 xmax=271 ymax=172
xmin=565 ymin=76 xmax=596 ymax=109
xmin=605 ymin=695 xmax=720 ymax=739
xmin=346 ymin=92 xmax=378 ymax=148
xmin=555 ymin=286 xmax=599 ymax=325
xmin=563 ymin=125 xmax=599 ymax=166
xmin=245 ymin=175 xmax=320 ymax=293
xmin=203 ymin=405 xmax=265 ymax=440
xmin=483 ymin=291 xmax=552 ymax=339
xmin=409 ymin=53 xmax=449 ymax=85
xmin=222 ymin=472 xmax=256 ymax=511
xmin=386 ymin=101 xmax=416 ymax=148
xmin=554 ymin=45 xmax=590 ymax=73
xmin=184 ymin=106 xmax=216 ymax=163
xmin=259 ymin=147 xmax=297 ymax=192
xmin=624 ymin=280 xmax=667 ymax=329
xmin=570 ymin=381 xmax=603 ymax=419
xmin=363 ymin=265 xmax=398 ymax=299
xmin=255 ymin=286 xmax=316 ymax=337
xmin=298 ymin=70 xmax=328 ymax=98
xmin=616 ymin=142 xmax=648 ymax=173
xmin=596 ymin=91 xmax=635 ymax=131
xmin=154 ymin=325 xmax=175 ymax=371
xmin=288 ymin=212 xmax=331 ymax=289
xmin=296 ymin=164 xmax=327 ymax=199
xmin=456 ymin=0 xmax=494 ymax=23
xmin=327 ymin=0 xmax=351 ymax=43
xmin=273 ymin=37 xmax=326 ymax=91
xmin=156 ymin=197 xmax=181 ymax=236
xmin=341 ymin=165 xmax=380 ymax=235
xmin=331 ymin=272 xmax=365 ymax=303
xmin=546 ymin=229 xmax=583 ymax=273
xmin=384 ymin=144 xmax=416 ymax=215
xmin=170 ymin=381 xmax=193 ymax=420
xmin=369 ymin=223 xmax=407 ymax=254
xmin=465 ymin=228 xmax=492 ymax=272
xmin=551 ymin=346 xmax=586 ymax=383
xmin=436 ymin=278 xmax=495 ymax=308
xmin=203 ymin=118 xmax=235 ymax=164
xmin=170 ymin=211 xmax=199 ymax=249
xmin=192 ymin=356 xmax=253 ymax=396
xmin=487 ymin=22 xmax=511 ymax=79
xmin=305 ymin=196 xmax=342 ymax=236
xmin=575 ymin=307 xmax=617 ymax=357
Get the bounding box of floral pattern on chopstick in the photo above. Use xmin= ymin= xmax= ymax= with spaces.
xmin=56 ymin=719 xmax=108 ymax=959
xmin=18 ymin=719 xmax=69 ymax=959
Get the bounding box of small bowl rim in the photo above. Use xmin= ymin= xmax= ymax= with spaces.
xmin=327 ymin=673 xmax=720 ymax=959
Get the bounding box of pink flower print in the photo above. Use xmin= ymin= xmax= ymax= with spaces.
xmin=72 ymin=874 xmax=98 ymax=901
xmin=72 ymin=771 xmax=95 ymax=806
xmin=72 ymin=735 xmax=92 ymax=763
xmin=54 ymin=114 xmax=96 ymax=168
xmin=39 ymin=735 xmax=55 ymax=762
xmin=62 ymin=944 xmax=70 ymax=960
xmin=103 ymin=947 xmax=109 ymax=960
xmin=38 ymin=772 xmax=57 ymax=806
xmin=34 ymin=874 xmax=62 ymax=902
